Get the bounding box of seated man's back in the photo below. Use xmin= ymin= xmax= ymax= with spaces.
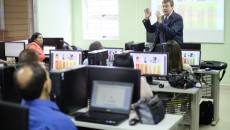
xmin=14 ymin=63 xmax=77 ymax=130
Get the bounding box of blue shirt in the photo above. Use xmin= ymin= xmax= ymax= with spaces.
xmin=21 ymin=99 xmax=77 ymax=130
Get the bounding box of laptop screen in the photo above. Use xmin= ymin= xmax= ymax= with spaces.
xmin=90 ymin=80 xmax=133 ymax=114
xmin=181 ymin=50 xmax=201 ymax=67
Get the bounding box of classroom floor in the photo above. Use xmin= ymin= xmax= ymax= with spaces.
xmin=183 ymin=85 xmax=230 ymax=130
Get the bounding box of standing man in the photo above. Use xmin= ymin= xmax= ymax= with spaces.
xmin=143 ymin=0 xmax=183 ymax=45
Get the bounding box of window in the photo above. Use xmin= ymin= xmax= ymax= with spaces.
xmin=0 ymin=0 xmax=34 ymax=41
xmin=82 ymin=0 xmax=119 ymax=40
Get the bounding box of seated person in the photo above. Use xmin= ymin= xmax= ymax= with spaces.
xmin=83 ymin=41 xmax=103 ymax=65
xmin=19 ymin=49 xmax=39 ymax=63
xmin=27 ymin=32 xmax=45 ymax=62
xmin=14 ymin=62 xmax=77 ymax=130
xmin=113 ymin=53 xmax=153 ymax=100
xmin=164 ymin=40 xmax=193 ymax=73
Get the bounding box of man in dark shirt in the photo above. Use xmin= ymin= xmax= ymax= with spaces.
xmin=14 ymin=62 xmax=77 ymax=130
xmin=143 ymin=0 xmax=183 ymax=44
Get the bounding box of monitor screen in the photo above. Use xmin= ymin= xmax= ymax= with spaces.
xmin=4 ymin=42 xmax=25 ymax=57
xmin=104 ymin=47 xmax=123 ymax=62
xmin=182 ymin=50 xmax=201 ymax=67
xmin=49 ymin=50 xmax=82 ymax=70
xmin=130 ymin=52 xmax=168 ymax=77
xmin=43 ymin=45 xmax=56 ymax=55
xmin=43 ymin=38 xmax=64 ymax=49
xmin=87 ymin=66 xmax=141 ymax=103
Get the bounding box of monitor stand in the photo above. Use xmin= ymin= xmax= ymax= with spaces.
xmin=146 ymin=75 xmax=159 ymax=85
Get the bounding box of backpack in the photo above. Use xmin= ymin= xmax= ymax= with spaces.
xmin=199 ymin=101 xmax=213 ymax=124
xmin=200 ymin=60 xmax=227 ymax=81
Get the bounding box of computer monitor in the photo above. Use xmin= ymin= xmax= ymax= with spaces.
xmin=125 ymin=42 xmax=145 ymax=52
xmin=87 ymin=66 xmax=141 ymax=103
xmin=104 ymin=47 xmax=123 ymax=62
xmin=49 ymin=50 xmax=82 ymax=70
xmin=182 ymin=50 xmax=201 ymax=67
xmin=88 ymin=49 xmax=108 ymax=66
xmin=124 ymin=41 xmax=134 ymax=50
xmin=0 ymin=101 xmax=28 ymax=130
xmin=179 ymin=43 xmax=201 ymax=50
xmin=130 ymin=52 xmax=168 ymax=85
xmin=43 ymin=45 xmax=56 ymax=57
xmin=4 ymin=42 xmax=25 ymax=57
xmin=43 ymin=38 xmax=64 ymax=49
xmin=0 ymin=42 xmax=6 ymax=60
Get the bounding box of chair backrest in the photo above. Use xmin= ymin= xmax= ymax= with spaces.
xmin=0 ymin=101 xmax=29 ymax=130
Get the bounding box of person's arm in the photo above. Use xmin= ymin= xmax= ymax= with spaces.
xmin=142 ymin=8 xmax=158 ymax=33
xmin=140 ymin=76 xmax=153 ymax=100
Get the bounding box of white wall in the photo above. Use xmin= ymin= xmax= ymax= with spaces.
xmin=34 ymin=0 xmax=72 ymax=44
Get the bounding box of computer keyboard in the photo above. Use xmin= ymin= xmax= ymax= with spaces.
xmin=74 ymin=112 xmax=128 ymax=126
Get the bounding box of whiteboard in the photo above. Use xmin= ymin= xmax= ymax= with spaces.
xmin=151 ymin=0 xmax=224 ymax=43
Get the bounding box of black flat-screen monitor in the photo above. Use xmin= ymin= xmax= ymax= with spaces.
xmin=88 ymin=49 xmax=108 ymax=66
xmin=0 ymin=101 xmax=28 ymax=130
xmin=124 ymin=41 xmax=134 ymax=50
xmin=104 ymin=47 xmax=123 ymax=62
xmin=130 ymin=52 xmax=168 ymax=85
xmin=49 ymin=50 xmax=82 ymax=70
xmin=182 ymin=50 xmax=201 ymax=67
xmin=0 ymin=42 xmax=5 ymax=60
xmin=4 ymin=42 xmax=25 ymax=57
xmin=87 ymin=66 xmax=141 ymax=103
xmin=43 ymin=38 xmax=64 ymax=49
xmin=125 ymin=42 xmax=145 ymax=52
xmin=179 ymin=43 xmax=201 ymax=50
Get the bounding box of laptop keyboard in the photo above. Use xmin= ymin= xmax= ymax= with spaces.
xmin=74 ymin=111 xmax=128 ymax=125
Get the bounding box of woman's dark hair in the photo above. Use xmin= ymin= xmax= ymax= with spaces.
xmin=164 ymin=40 xmax=183 ymax=71
xmin=89 ymin=41 xmax=103 ymax=51
xmin=113 ymin=53 xmax=134 ymax=68
xmin=29 ymin=32 xmax=42 ymax=43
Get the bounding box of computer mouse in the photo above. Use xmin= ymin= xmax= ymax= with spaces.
xmin=129 ymin=118 xmax=139 ymax=126
xmin=205 ymin=68 xmax=211 ymax=71
xmin=159 ymin=83 xmax=164 ymax=88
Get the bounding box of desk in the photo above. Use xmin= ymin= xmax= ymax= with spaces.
xmin=72 ymin=111 xmax=183 ymax=130
xmin=150 ymin=81 xmax=202 ymax=130
xmin=194 ymin=69 xmax=220 ymax=125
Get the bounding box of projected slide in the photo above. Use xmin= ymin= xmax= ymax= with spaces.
xmin=151 ymin=0 xmax=224 ymax=43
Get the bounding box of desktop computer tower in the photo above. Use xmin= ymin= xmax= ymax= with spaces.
xmin=0 ymin=65 xmax=22 ymax=103
xmin=49 ymin=66 xmax=88 ymax=114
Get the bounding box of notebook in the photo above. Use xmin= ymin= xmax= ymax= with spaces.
xmin=75 ymin=80 xmax=133 ymax=125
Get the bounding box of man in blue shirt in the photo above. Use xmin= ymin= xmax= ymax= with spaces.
xmin=14 ymin=62 xmax=77 ymax=130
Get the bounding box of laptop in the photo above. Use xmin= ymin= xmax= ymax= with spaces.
xmin=75 ymin=80 xmax=133 ymax=126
